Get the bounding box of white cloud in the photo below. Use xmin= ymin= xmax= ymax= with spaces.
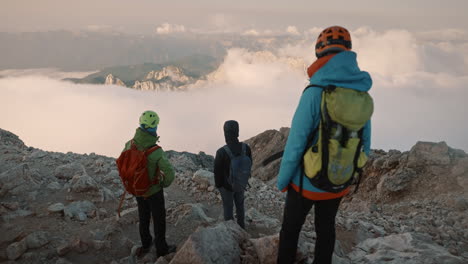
xmin=0 ymin=68 xmax=96 ymax=80
xmin=242 ymin=29 xmax=260 ymax=36
xmin=0 ymin=50 xmax=304 ymax=157
xmin=155 ymin=23 xmax=186 ymax=34
xmin=85 ymin=25 xmax=113 ymax=32
xmin=286 ymin=26 xmax=300 ymax=35
xmin=1 ymin=27 xmax=468 ymax=157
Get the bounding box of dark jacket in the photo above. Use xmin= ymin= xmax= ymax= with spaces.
xmin=214 ymin=121 xmax=252 ymax=191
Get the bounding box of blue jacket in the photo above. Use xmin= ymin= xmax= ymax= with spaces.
xmin=277 ymin=51 xmax=372 ymax=199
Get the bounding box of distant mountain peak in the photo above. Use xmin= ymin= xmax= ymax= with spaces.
xmin=104 ymin=74 xmax=126 ymax=87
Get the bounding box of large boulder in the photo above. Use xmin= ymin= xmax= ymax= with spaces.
xmin=6 ymin=239 xmax=28 ymax=260
xmin=166 ymin=151 xmax=214 ymax=173
xmin=55 ymin=162 xmax=84 ymax=180
xmin=244 ymin=128 xmax=289 ymax=181
xmin=170 ymin=203 xmax=215 ymax=226
xmin=250 ymin=235 xmax=279 ymax=264
xmin=407 ymin=141 xmax=451 ymax=168
xmin=70 ymin=171 xmax=99 ymax=193
xmin=0 ymin=128 xmax=26 ymax=148
xmin=25 ymin=231 xmax=50 ymax=249
xmin=245 ymin=208 xmax=280 ymax=229
xmin=376 ymin=167 xmax=416 ymax=193
xmin=170 ymin=221 xmax=249 ymax=264
xmin=192 ymin=169 xmax=215 ymax=187
xmin=0 ymin=163 xmax=42 ymax=196
xmin=349 ymin=233 xmax=464 ymax=264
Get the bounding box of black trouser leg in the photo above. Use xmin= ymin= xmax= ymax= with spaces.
xmin=312 ymin=197 xmax=342 ymax=264
xmin=219 ymin=187 xmax=234 ymax=221
xmin=148 ymin=190 xmax=169 ymax=255
xmin=233 ymin=191 xmax=245 ymax=228
xmin=136 ymin=196 xmax=152 ymax=248
xmin=277 ymin=188 xmax=314 ymax=264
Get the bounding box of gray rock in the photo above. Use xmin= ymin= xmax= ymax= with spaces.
xmin=173 ymin=203 xmax=215 ymax=226
xmin=64 ymin=200 xmax=96 ymax=221
xmin=246 ymin=208 xmax=280 ymax=229
xmin=407 ymin=141 xmax=451 ymax=167
xmin=192 ymin=169 xmax=215 ymax=187
xmin=26 ymin=231 xmax=50 ymax=249
xmin=2 ymin=209 xmax=34 ymax=221
xmin=48 ymin=203 xmax=65 ymax=213
xmin=170 ymin=221 xmax=249 ymax=264
xmin=349 ymin=232 xmax=464 ymax=264
xmin=91 ymin=240 xmax=111 ymax=250
xmin=155 ymin=256 xmax=169 ymax=264
xmin=166 ymin=151 xmax=214 ymax=172
xmin=70 ymin=172 xmax=99 ymax=193
xmin=28 ymin=150 xmax=47 ymax=159
xmin=55 ymin=162 xmax=84 ymax=180
xmin=72 ymin=238 xmax=89 ymax=253
xmin=100 ymin=186 xmax=116 ymax=202
xmin=377 ymin=167 xmax=416 ymax=193
xmin=0 ymin=163 xmax=41 ymax=194
xmin=0 ymin=128 xmax=26 ymax=148
xmin=6 ymin=239 xmax=27 ymax=260
xmin=47 ymin=181 xmax=62 ymax=190
xmin=56 ymin=242 xmax=72 ymax=256
xmin=56 ymin=258 xmax=73 ymax=264
xmin=250 ymin=234 xmax=279 ymax=264
xmin=245 ymin=128 xmax=289 ymax=181
xmin=104 ymin=170 xmax=120 ymax=183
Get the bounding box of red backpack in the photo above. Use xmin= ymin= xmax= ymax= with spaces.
xmin=116 ymin=141 xmax=160 ymax=216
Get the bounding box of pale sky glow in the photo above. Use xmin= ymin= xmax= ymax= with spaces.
xmin=1 ymin=0 xmax=467 ymax=33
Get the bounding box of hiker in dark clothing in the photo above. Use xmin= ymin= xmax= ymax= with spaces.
xmin=214 ymin=120 xmax=252 ymax=229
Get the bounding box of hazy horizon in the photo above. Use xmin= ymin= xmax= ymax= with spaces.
xmin=1 ymin=0 xmax=467 ymax=34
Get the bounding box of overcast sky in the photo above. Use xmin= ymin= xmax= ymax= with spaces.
xmin=2 ymin=0 xmax=467 ymax=33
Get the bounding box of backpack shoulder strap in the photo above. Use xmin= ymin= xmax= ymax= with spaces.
xmin=303 ymin=84 xmax=337 ymax=94
xmin=223 ymin=145 xmax=234 ymax=159
xmin=145 ymin=145 xmax=161 ymax=156
xmin=241 ymin=143 xmax=246 ymax=156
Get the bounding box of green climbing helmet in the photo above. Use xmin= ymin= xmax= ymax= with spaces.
xmin=139 ymin=110 xmax=160 ymax=128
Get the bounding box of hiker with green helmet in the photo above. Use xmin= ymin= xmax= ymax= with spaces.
xmin=119 ymin=110 xmax=176 ymax=258
xmin=276 ymin=26 xmax=373 ymax=264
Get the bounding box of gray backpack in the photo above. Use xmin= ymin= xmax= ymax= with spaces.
xmin=223 ymin=143 xmax=252 ymax=192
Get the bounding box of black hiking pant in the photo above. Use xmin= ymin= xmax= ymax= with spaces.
xmin=219 ymin=187 xmax=245 ymax=228
xmin=277 ymin=188 xmax=342 ymax=264
xmin=136 ymin=190 xmax=169 ymax=255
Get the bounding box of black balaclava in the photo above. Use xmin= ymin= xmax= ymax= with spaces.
xmin=223 ymin=120 xmax=239 ymax=145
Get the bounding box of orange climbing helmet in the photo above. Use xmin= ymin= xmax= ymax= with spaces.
xmin=315 ymin=26 xmax=352 ymax=58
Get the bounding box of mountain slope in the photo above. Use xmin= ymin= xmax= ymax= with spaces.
xmin=0 ymin=128 xmax=466 ymax=263
xmin=66 ymin=54 xmax=220 ymax=88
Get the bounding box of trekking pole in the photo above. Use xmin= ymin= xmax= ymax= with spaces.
xmin=117 ymin=190 xmax=127 ymax=218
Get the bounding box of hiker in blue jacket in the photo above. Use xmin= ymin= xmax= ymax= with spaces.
xmin=277 ymin=26 xmax=372 ymax=264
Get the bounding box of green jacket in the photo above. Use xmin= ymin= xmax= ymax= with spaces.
xmin=123 ymin=128 xmax=175 ymax=197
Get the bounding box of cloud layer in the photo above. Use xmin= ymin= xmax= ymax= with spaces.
xmin=1 ymin=27 xmax=467 ymax=157
xmin=155 ymin=23 xmax=186 ymax=34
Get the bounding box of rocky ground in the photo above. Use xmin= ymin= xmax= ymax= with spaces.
xmin=0 ymin=127 xmax=466 ymax=264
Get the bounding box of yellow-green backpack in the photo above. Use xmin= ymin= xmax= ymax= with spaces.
xmin=302 ymin=84 xmax=373 ymax=193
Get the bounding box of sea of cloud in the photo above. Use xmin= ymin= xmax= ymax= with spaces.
xmin=1 ymin=27 xmax=467 ymax=157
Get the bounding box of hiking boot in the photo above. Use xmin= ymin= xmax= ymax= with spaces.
xmin=157 ymin=244 xmax=176 ymax=257
xmin=135 ymin=246 xmax=151 ymax=258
